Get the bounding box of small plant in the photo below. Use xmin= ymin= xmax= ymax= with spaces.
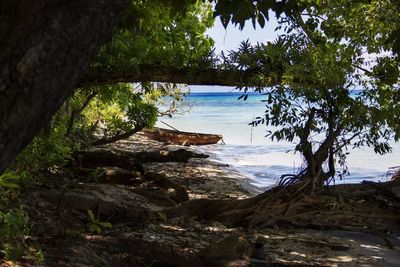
xmin=0 ymin=173 xmax=31 ymax=261
xmin=83 ymin=168 xmax=105 ymax=183
xmin=0 ymin=172 xmax=20 ymax=189
xmin=0 ymin=172 xmax=20 ymax=206
xmin=0 ymin=208 xmax=30 ymax=260
xmin=86 ymin=209 xmax=112 ymax=234
xmin=35 ymin=249 xmax=45 ymax=264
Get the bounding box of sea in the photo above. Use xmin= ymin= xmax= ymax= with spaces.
xmin=156 ymin=89 xmax=400 ymax=190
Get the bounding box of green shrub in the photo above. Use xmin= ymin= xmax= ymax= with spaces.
xmin=10 ymin=117 xmax=77 ymax=187
xmin=0 ymin=208 xmax=29 ymax=261
xmin=0 ymin=173 xmax=30 ymax=261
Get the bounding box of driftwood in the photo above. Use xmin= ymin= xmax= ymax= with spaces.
xmin=72 ymin=150 xmax=138 ymax=170
xmin=72 ymin=148 xmax=208 ymax=170
xmin=135 ymin=148 xmax=208 ymax=163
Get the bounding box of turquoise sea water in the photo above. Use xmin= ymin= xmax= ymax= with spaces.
xmin=156 ymin=91 xmax=400 ymax=189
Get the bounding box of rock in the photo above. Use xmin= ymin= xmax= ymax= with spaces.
xmin=70 ymin=166 xmax=142 ymax=185
xmin=101 ymin=167 xmax=142 ymax=185
xmin=202 ymin=234 xmax=252 ymax=261
xmin=39 ymin=183 xmax=156 ymax=223
xmin=133 ymin=188 xmax=179 ymax=207
xmin=149 ymin=178 xmax=190 ymax=203
xmin=133 ymin=177 xmax=190 ymax=208
xmin=251 ymin=237 xmax=268 ymax=260
xmin=224 ymin=260 xmax=251 ymax=267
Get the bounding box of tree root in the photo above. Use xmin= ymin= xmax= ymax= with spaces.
xmin=167 ymin=180 xmax=400 ymax=233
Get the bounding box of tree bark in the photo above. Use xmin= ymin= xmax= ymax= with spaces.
xmin=0 ymin=0 xmax=130 ymax=174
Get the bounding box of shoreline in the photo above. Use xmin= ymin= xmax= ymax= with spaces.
xmin=127 ymin=132 xmax=260 ymax=200
xmin=200 ymin=142 xmax=395 ymax=189
xmin=191 ymin=153 xmax=266 ymax=196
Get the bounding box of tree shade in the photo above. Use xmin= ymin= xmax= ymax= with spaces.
xmin=0 ymin=0 xmax=399 ymax=180
xmin=0 ymin=0 xmax=130 ymax=174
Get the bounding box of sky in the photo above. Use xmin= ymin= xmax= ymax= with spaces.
xmin=205 ymin=15 xmax=280 ymax=53
xmin=191 ymin=15 xmax=280 ymax=93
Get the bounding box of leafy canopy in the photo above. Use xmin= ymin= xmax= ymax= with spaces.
xmin=89 ymin=0 xmax=215 ymax=79
xmin=215 ymin=0 xmax=400 ymax=189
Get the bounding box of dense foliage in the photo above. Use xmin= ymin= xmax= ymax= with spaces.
xmin=88 ymin=0 xmax=214 ymax=81
xmin=220 ymin=1 xmax=400 ymax=190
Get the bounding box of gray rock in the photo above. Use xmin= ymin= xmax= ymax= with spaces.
xmin=202 ymin=234 xmax=252 ymax=260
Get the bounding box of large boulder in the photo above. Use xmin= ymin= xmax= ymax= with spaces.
xmin=38 ymin=183 xmax=157 ymax=223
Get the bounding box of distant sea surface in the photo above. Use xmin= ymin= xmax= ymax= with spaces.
xmin=156 ymin=91 xmax=400 ymax=189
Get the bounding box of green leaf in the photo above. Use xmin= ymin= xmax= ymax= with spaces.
xmin=89 ymin=224 xmax=101 ymax=234
xmin=257 ymin=14 xmax=266 ymax=28
xmin=87 ymin=209 xmax=95 ymax=222
xmin=96 ymin=221 xmax=112 ymax=228
xmin=0 ymin=173 xmax=20 ymax=189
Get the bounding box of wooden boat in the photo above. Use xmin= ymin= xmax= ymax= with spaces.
xmin=142 ymin=127 xmax=223 ymax=146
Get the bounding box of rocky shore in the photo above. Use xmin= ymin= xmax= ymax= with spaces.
xmin=5 ymin=132 xmax=400 ymax=266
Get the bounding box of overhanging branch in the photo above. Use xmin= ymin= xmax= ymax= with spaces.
xmin=81 ymin=65 xmax=282 ymax=87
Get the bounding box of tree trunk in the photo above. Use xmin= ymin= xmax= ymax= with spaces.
xmin=0 ymin=0 xmax=130 ymax=174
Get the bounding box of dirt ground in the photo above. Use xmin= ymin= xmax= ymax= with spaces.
xmin=3 ymin=132 xmax=400 ymax=266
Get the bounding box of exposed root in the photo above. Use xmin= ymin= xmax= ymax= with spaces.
xmin=168 ymin=180 xmax=400 ymax=233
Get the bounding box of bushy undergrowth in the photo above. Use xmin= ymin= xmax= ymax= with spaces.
xmin=1 ymin=82 xmax=187 ymax=263
xmin=12 ymin=122 xmax=76 ymax=186
xmin=0 ymin=173 xmax=30 ymax=261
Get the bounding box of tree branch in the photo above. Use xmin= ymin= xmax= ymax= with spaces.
xmin=333 ymin=131 xmax=365 ymax=154
xmin=81 ymin=65 xmax=283 ymax=88
xmin=314 ymin=108 xmax=340 ymax=163
xmin=296 ymin=108 xmax=316 ymax=165
xmin=66 ymin=91 xmax=98 ymax=136
xmin=90 ymin=124 xmax=144 ymax=146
